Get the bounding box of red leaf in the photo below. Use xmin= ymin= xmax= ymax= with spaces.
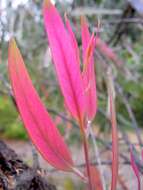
xmin=107 ymin=70 xmax=118 ymax=190
xmin=85 ymin=166 xmax=103 ymax=190
xmin=43 ymin=0 xmax=85 ymax=122
xmin=65 ymin=14 xmax=80 ymax=65
xmin=8 ymin=38 xmax=74 ymax=171
xmin=81 ymin=16 xmax=97 ymax=120
xmin=130 ymin=147 xmax=141 ymax=190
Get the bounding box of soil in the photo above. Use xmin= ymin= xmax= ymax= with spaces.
xmin=0 ymin=140 xmax=56 ymax=190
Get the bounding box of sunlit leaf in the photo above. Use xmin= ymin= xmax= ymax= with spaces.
xmin=43 ymin=0 xmax=85 ymax=123
xmin=8 ymin=38 xmax=74 ymax=171
xmin=81 ymin=16 xmax=97 ymax=120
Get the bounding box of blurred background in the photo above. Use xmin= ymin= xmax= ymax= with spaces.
xmin=1 ymin=0 xmax=143 ymax=140
xmin=0 ymin=0 xmax=143 ymax=189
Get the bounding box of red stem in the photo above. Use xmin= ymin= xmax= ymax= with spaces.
xmin=80 ymin=120 xmax=92 ymax=190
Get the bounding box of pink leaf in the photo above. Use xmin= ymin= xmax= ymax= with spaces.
xmin=65 ymin=14 xmax=80 ymax=65
xmin=8 ymin=38 xmax=74 ymax=171
xmin=130 ymin=147 xmax=141 ymax=190
xmin=81 ymin=16 xmax=97 ymax=120
xmin=43 ymin=0 xmax=85 ymax=122
xmin=85 ymin=166 xmax=103 ymax=190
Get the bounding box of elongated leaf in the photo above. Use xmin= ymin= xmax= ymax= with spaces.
xmin=107 ymin=69 xmax=118 ymax=190
xmin=65 ymin=15 xmax=80 ymax=65
xmin=85 ymin=166 xmax=103 ymax=190
xmin=81 ymin=16 xmax=97 ymax=120
xmin=8 ymin=39 xmax=74 ymax=171
xmin=130 ymin=147 xmax=141 ymax=190
xmin=43 ymin=0 xmax=85 ymax=122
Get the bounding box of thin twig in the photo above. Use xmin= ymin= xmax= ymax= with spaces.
xmin=115 ymin=83 xmax=143 ymax=146
xmin=46 ymin=160 xmax=131 ymax=173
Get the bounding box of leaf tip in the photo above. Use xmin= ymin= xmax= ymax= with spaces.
xmin=8 ymin=38 xmax=18 ymax=61
xmin=9 ymin=37 xmax=16 ymax=49
xmin=64 ymin=12 xmax=68 ymax=22
xmin=80 ymin=15 xmax=87 ymax=27
xmin=43 ymin=0 xmax=52 ymax=8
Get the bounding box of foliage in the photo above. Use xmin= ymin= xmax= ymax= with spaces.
xmin=0 ymin=96 xmax=27 ymax=139
xmin=1 ymin=0 xmax=143 ymax=138
xmin=7 ymin=0 xmax=119 ymax=189
xmin=1 ymin=0 xmax=143 ymax=189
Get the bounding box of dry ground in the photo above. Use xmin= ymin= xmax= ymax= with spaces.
xmin=4 ymin=139 xmax=139 ymax=190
